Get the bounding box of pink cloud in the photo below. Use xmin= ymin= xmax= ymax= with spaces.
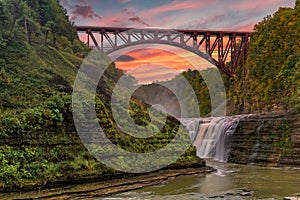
xmin=79 ymin=7 xmax=150 ymax=27
xmin=71 ymin=5 xmax=101 ymax=20
xmin=128 ymin=16 xmax=150 ymax=26
xmin=118 ymin=0 xmax=133 ymax=3
xmin=67 ymin=0 xmax=294 ymax=32
xmin=60 ymin=0 xmax=101 ymax=21
xmin=140 ymin=0 xmax=214 ymax=21
xmin=231 ymin=0 xmax=286 ymax=11
xmin=233 ymin=22 xmax=256 ymax=32
xmin=97 ymin=13 xmax=128 ymax=26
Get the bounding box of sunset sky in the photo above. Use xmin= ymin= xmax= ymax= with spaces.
xmin=60 ymin=0 xmax=295 ymax=84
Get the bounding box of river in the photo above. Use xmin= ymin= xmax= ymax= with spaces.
xmin=101 ymin=160 xmax=300 ymax=199
xmin=4 ymin=116 xmax=299 ymax=199
xmin=100 ymin=116 xmax=300 ymax=199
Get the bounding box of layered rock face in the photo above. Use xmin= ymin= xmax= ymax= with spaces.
xmin=228 ymin=113 xmax=300 ymax=167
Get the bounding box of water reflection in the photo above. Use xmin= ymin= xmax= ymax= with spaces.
xmin=101 ymin=160 xmax=300 ymax=199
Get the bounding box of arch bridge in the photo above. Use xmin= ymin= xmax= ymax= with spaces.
xmin=75 ymin=26 xmax=250 ymax=76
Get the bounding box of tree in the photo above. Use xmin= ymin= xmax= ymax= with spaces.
xmin=8 ymin=0 xmax=22 ymax=34
xmin=296 ymin=0 xmax=300 ymax=9
xmin=233 ymin=2 xmax=300 ymax=113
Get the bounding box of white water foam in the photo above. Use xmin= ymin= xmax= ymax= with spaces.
xmin=181 ymin=116 xmax=249 ymax=162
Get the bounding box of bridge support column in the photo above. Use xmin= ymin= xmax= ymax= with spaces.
xmin=75 ymin=26 xmax=251 ymax=76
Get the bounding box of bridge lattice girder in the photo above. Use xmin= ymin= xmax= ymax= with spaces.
xmin=75 ymin=26 xmax=250 ymax=76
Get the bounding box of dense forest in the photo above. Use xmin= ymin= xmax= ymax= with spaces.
xmin=0 ymin=0 xmax=201 ymax=190
xmin=228 ymin=1 xmax=300 ymax=114
xmin=164 ymin=1 xmax=300 ymax=116
xmin=0 ymin=0 xmax=299 ymax=192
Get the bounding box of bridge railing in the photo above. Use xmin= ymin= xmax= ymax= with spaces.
xmin=75 ymin=26 xmax=250 ymax=76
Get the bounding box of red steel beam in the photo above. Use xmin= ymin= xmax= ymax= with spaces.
xmin=75 ymin=26 xmax=251 ymax=76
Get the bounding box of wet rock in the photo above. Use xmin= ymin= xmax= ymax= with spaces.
xmin=206 ymin=189 xmax=253 ymax=200
xmin=228 ymin=113 xmax=300 ymax=167
xmin=283 ymin=197 xmax=300 ymax=200
xmin=226 ymin=192 xmax=234 ymax=195
xmin=239 ymin=189 xmax=252 ymax=197
xmin=239 ymin=192 xmax=252 ymax=196
xmin=209 ymin=195 xmax=223 ymax=198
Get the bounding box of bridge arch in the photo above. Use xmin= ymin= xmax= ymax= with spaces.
xmin=75 ymin=26 xmax=250 ymax=76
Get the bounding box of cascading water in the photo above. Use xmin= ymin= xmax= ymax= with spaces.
xmin=181 ymin=116 xmax=243 ymax=162
xmin=248 ymin=120 xmax=264 ymax=165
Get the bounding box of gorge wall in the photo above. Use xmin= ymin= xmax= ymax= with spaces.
xmin=228 ymin=113 xmax=300 ymax=167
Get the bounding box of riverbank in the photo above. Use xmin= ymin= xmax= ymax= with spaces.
xmin=106 ymin=160 xmax=300 ymax=200
xmin=0 ymin=167 xmax=214 ymax=199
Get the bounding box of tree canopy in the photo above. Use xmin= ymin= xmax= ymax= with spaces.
xmin=228 ymin=2 xmax=300 ymax=113
xmin=0 ymin=0 xmax=77 ymax=47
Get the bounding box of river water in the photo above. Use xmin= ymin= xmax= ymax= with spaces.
xmin=101 ymin=160 xmax=300 ymax=199
xmin=100 ymin=116 xmax=300 ymax=200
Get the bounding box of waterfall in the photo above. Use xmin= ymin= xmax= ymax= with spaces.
xmin=248 ymin=121 xmax=264 ymax=165
xmin=181 ymin=116 xmax=242 ymax=162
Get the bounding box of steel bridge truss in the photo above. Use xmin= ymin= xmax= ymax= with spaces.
xmin=75 ymin=26 xmax=250 ymax=76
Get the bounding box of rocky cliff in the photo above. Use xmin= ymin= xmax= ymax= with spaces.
xmin=228 ymin=113 xmax=300 ymax=167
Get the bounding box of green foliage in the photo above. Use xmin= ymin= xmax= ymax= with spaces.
xmin=0 ymin=0 xmax=86 ymax=48
xmin=95 ymin=94 xmax=186 ymax=153
xmin=228 ymin=3 xmax=300 ymax=113
xmin=296 ymin=0 xmax=300 ymax=9
xmin=0 ymin=0 xmax=202 ymax=191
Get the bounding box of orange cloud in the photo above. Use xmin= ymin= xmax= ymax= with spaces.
xmin=114 ymin=48 xmax=210 ymax=84
xmin=128 ymin=64 xmax=180 ymax=84
xmin=115 ymin=48 xmax=190 ymax=70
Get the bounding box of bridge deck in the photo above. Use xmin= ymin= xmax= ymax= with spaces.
xmin=75 ymin=26 xmax=251 ymax=76
xmin=75 ymin=26 xmax=250 ymax=36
